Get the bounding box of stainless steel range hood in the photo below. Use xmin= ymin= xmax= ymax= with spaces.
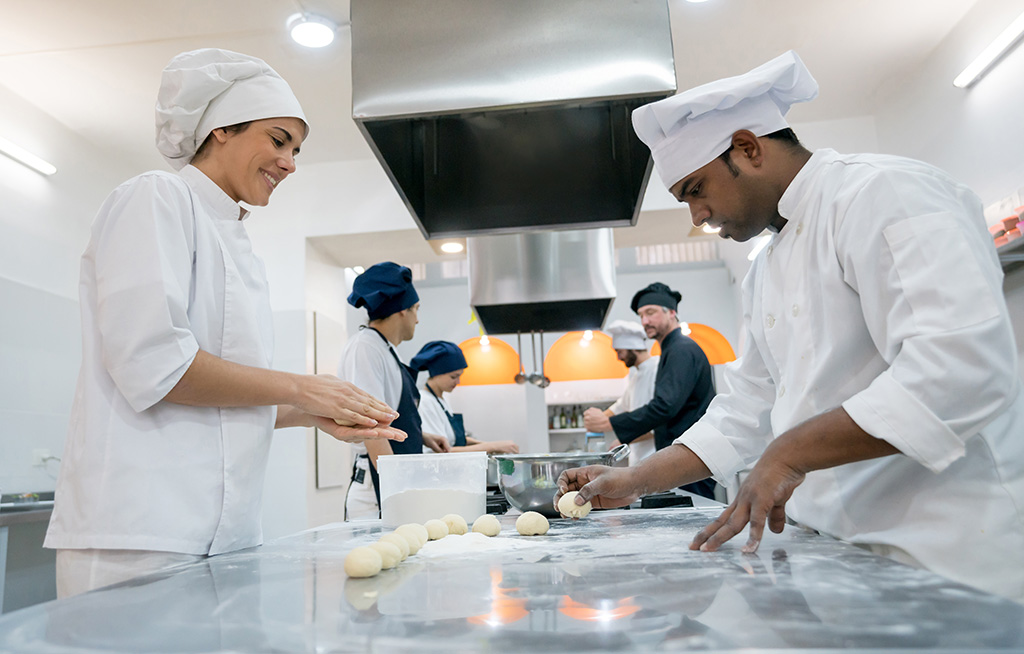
xmin=350 ymin=0 xmax=677 ymax=240
xmin=468 ymin=229 xmax=616 ymax=334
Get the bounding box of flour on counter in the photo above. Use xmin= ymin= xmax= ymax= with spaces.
xmin=416 ymin=532 xmax=536 ymax=558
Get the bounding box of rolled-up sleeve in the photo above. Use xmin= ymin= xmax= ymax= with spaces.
xmin=837 ymin=177 xmax=1016 ymax=472
xmin=91 ymin=174 xmax=200 ymax=412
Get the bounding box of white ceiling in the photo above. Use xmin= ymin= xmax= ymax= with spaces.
xmin=1 ymin=0 xmax=982 ymax=263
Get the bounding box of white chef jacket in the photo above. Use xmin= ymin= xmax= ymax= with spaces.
xmin=677 ymin=149 xmax=1024 ymax=601
xmin=45 ymin=165 xmax=276 ymax=556
xmin=337 ymin=326 xmax=405 ymax=518
xmin=608 ymin=356 xmax=660 ymax=465
xmin=419 ymin=387 xmax=456 ymax=450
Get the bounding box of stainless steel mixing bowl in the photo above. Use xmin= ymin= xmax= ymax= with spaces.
xmin=492 ymin=444 xmax=630 ymax=518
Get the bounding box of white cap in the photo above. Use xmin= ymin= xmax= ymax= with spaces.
xmin=632 ymin=50 xmax=818 ymax=190
xmin=155 ymin=48 xmax=308 ymax=171
xmin=605 ymin=320 xmax=649 ymax=351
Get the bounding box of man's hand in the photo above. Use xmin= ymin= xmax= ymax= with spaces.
xmin=423 ymin=432 xmax=452 ymax=453
xmin=554 ymin=465 xmax=640 ymax=512
xmin=689 ymin=448 xmax=805 ymax=554
xmin=583 ymin=407 xmax=612 ymax=433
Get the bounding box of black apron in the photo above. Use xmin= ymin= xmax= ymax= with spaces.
xmin=425 ymin=383 xmax=467 ymax=447
xmin=363 ymin=327 xmax=424 ymax=506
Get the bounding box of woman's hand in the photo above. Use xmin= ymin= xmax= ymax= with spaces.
xmin=423 ymin=432 xmax=452 ymax=453
xmin=486 ymin=441 xmax=519 ymax=454
xmin=297 ymin=374 xmax=399 ymax=428
xmin=275 ymin=406 xmax=406 ymax=443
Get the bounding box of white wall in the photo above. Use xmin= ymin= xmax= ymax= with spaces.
xmin=871 ymin=0 xmax=1024 ymax=373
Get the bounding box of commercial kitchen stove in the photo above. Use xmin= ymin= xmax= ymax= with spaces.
xmin=0 ymin=506 xmax=1021 ymax=653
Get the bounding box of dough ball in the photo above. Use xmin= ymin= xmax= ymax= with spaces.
xmin=516 ymin=511 xmax=550 ymax=536
xmin=472 ymin=514 xmax=501 ymax=537
xmin=396 ymin=524 xmax=426 ymax=551
xmin=392 ymin=527 xmax=422 ymax=555
xmin=424 ymin=519 xmax=449 ymax=540
xmin=557 ymin=491 xmax=592 ymax=519
xmin=378 ymin=533 xmax=410 ymax=560
xmin=442 ymin=513 xmax=469 ymax=535
xmin=344 ymin=546 xmax=383 ymax=578
xmin=369 ymin=541 xmax=402 ymax=569
xmin=406 ymin=523 xmax=429 ymax=545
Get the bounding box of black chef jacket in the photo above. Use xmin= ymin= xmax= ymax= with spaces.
xmin=608 ymin=327 xmax=717 ymax=498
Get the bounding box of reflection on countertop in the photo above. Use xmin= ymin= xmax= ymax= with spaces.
xmin=0 ymin=507 xmax=1021 ymax=653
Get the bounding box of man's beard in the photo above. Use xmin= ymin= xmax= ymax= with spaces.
xmin=622 ymin=351 xmax=638 ymax=368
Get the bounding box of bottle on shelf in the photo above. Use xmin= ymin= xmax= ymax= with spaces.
xmin=559 ymin=407 xmax=567 ymax=429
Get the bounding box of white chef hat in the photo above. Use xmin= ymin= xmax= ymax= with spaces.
xmin=632 ymin=50 xmax=818 ymax=190
xmin=605 ymin=320 xmax=649 ymax=351
xmin=155 ymin=48 xmax=308 ymax=171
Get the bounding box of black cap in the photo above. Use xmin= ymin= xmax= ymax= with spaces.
xmin=630 ymin=282 xmax=681 ymax=313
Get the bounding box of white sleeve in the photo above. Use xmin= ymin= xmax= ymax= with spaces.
xmin=338 ymin=337 xmax=394 ymax=408
xmin=837 ymin=172 xmax=1016 ymax=472
xmin=90 ymin=174 xmax=200 ymax=412
xmin=675 ymin=268 xmax=776 ymax=483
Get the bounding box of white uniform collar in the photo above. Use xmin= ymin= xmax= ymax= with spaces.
xmin=778 ymin=149 xmax=838 ymax=222
xmin=178 ymin=165 xmax=251 ymax=222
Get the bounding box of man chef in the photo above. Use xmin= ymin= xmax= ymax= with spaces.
xmin=583 ymin=284 xmax=716 ymax=499
xmin=585 ymin=320 xmax=660 ymax=466
xmin=340 ymin=262 xmax=451 ymax=520
xmin=558 ymin=50 xmax=1024 ymax=601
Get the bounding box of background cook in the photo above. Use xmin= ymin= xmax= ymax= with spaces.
xmin=340 ymin=262 xmax=452 ymax=520
xmin=411 ymin=340 xmax=519 ymax=455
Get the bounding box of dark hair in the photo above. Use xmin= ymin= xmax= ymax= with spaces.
xmin=192 ymin=121 xmax=253 ymax=162
xmin=717 ymin=127 xmax=804 ymax=177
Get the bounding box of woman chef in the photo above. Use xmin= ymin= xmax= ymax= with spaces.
xmin=43 ymin=49 xmax=403 ymax=598
xmin=340 ymin=263 xmax=452 ymax=520
xmin=410 ymin=340 xmax=519 ymax=454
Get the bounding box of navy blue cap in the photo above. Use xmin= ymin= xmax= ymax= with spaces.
xmin=410 ymin=340 xmax=468 ymax=377
xmin=630 ymin=282 xmax=682 ymax=313
xmin=347 ymin=262 xmax=420 ymax=320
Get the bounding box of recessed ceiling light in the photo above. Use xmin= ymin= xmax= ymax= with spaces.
xmin=685 ymin=0 xmax=712 ymax=3
xmin=702 ymin=224 xmax=721 ymax=234
xmin=440 ymin=241 xmax=464 ymax=253
xmin=287 ymin=13 xmax=337 ymax=48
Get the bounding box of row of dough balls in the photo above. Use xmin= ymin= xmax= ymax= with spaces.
xmin=344 ymin=513 xmax=502 ymax=578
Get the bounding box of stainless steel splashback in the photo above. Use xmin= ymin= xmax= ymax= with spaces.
xmin=468 ymin=229 xmax=616 ymax=334
xmin=350 ymin=0 xmax=676 ymax=239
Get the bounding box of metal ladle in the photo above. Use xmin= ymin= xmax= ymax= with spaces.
xmin=514 ymin=332 xmax=527 ymax=384
xmin=537 ymin=331 xmax=551 ymax=388
xmin=528 ymin=332 xmax=544 ymax=386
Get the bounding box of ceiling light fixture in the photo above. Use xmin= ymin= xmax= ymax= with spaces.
xmin=702 ymin=224 xmax=721 ymax=234
xmin=953 ymin=10 xmax=1024 ymax=88
xmin=287 ymin=13 xmax=337 ymax=48
xmin=440 ymin=241 xmax=464 ymax=254
xmin=0 ymin=135 xmax=57 ymax=175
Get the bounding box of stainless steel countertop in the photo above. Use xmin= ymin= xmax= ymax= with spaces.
xmin=0 ymin=506 xmax=1021 ymax=653
xmin=0 ymin=506 xmax=52 ymax=528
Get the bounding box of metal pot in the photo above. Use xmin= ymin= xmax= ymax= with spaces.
xmin=492 ymin=444 xmax=630 ymax=518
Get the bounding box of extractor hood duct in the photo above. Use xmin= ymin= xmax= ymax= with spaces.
xmin=468 ymin=229 xmax=616 ymax=334
xmin=350 ymin=0 xmax=677 ymax=239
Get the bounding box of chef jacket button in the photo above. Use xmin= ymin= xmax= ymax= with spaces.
xmin=779 ymin=385 xmax=786 ymax=397
xmin=791 ymin=304 xmax=799 ymax=317
xmin=796 ymin=222 xmax=804 ymax=235
xmin=767 ymin=245 xmax=774 ymax=256
xmin=766 ymin=314 xmax=775 ymax=328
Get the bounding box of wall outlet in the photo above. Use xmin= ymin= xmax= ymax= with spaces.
xmin=32 ymin=449 xmax=50 ymax=467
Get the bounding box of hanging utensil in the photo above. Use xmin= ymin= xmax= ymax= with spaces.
xmin=514 ymin=332 xmax=527 ymax=384
xmin=537 ymin=330 xmax=551 ymax=388
xmin=528 ymin=331 xmax=544 ymax=386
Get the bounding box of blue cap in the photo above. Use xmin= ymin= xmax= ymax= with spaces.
xmin=410 ymin=340 xmax=469 ymax=377
xmin=347 ymin=262 xmax=420 ymax=320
